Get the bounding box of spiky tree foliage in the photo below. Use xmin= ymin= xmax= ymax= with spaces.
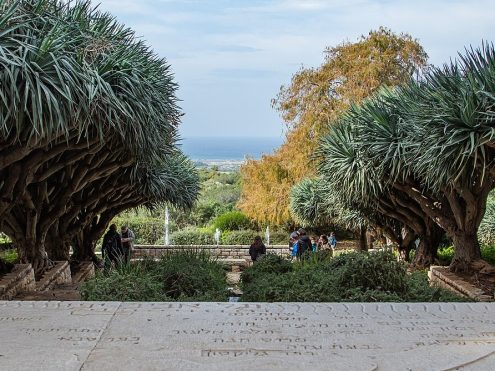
xmin=290 ymin=177 xmax=418 ymax=255
xmin=0 ymin=0 xmax=198 ymax=273
xmin=390 ymin=44 xmax=495 ymax=271
xmin=303 ymin=44 xmax=495 ymax=271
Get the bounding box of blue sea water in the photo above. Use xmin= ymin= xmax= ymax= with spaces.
xmin=179 ymin=136 xmax=283 ymax=161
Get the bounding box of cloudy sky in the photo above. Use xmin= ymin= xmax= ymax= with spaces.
xmin=95 ymin=0 xmax=494 ymax=138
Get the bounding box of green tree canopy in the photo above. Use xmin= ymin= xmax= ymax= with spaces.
xmin=0 ymin=0 xmax=199 ymax=272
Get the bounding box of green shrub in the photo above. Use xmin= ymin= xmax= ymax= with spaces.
xmin=479 ymin=196 xmax=495 ymax=245
xmin=80 ymin=262 xmax=165 ymax=301
xmin=171 ymin=227 xmax=215 ymax=245
xmin=156 ymin=250 xmax=227 ymax=301
xmin=240 ymin=251 xmax=466 ymax=302
xmin=437 ymin=246 xmax=454 ymax=265
xmin=481 ymin=245 xmax=495 ymax=265
xmin=270 ymin=231 xmax=289 ymax=245
xmin=241 ymin=254 xmax=293 ymax=285
xmin=0 ymin=249 xmax=18 ymax=264
xmin=80 ymin=251 xmax=227 ymax=301
xmin=221 ymin=230 xmax=259 ymax=245
xmin=213 ymin=211 xmax=252 ymax=231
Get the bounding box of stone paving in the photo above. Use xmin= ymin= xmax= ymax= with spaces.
xmin=1 ymin=301 xmax=495 ymax=370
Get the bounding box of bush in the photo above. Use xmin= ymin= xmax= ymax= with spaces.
xmin=437 ymin=246 xmax=454 ymax=265
xmin=482 ymin=245 xmax=495 ymax=265
xmin=221 ymin=230 xmax=259 ymax=245
xmin=156 ymin=251 xmax=227 ymax=301
xmin=479 ymin=195 xmax=495 ymax=245
xmin=79 ymin=262 xmax=165 ymax=301
xmin=270 ymin=231 xmax=289 ymax=245
xmin=240 ymin=251 xmax=466 ymax=302
xmin=0 ymin=249 xmax=18 ymax=264
xmin=171 ymin=227 xmax=215 ymax=245
xmin=80 ymin=251 xmax=227 ymax=301
xmin=213 ymin=211 xmax=252 ymax=231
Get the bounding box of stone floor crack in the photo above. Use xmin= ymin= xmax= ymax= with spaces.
xmin=77 ymin=302 xmax=122 ymax=371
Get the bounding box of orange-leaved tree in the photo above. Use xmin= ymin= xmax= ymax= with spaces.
xmin=238 ymin=27 xmax=428 ymax=226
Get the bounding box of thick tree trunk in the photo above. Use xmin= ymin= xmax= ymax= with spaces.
xmin=17 ymin=238 xmax=53 ymax=278
xmin=356 ymin=226 xmax=368 ymax=252
xmin=72 ymin=235 xmax=98 ymax=263
xmin=412 ymin=222 xmax=443 ymax=269
xmin=397 ymin=227 xmax=416 ymax=262
xmin=450 ymin=232 xmax=481 ymax=273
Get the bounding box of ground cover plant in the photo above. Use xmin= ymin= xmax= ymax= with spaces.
xmin=80 ymin=251 xmax=228 ymax=301
xmin=240 ymin=251 xmax=466 ymax=302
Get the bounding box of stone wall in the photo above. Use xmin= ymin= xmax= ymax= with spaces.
xmin=133 ymin=241 xmax=356 ymax=260
xmin=72 ymin=262 xmax=95 ymax=284
xmin=429 ymin=266 xmax=493 ymax=302
xmin=133 ymin=245 xmax=289 ymax=261
xmin=35 ymin=261 xmax=72 ymax=292
xmin=0 ymin=264 xmax=35 ymax=300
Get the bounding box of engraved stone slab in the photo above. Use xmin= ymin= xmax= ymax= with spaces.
xmin=0 ymin=301 xmax=119 ymax=370
xmin=2 ymin=302 xmax=495 ymax=370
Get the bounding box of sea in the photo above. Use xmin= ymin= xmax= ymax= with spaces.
xmin=179 ymin=136 xmax=283 ymax=171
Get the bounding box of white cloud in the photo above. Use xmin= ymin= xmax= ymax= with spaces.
xmin=94 ymin=0 xmax=495 ymax=137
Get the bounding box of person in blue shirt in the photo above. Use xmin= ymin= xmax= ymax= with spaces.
xmin=329 ymin=232 xmax=337 ymax=251
xmin=311 ymin=235 xmax=318 ymax=252
xmin=290 ymin=232 xmax=299 ymax=258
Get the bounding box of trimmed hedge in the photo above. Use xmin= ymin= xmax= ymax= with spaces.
xmin=213 ymin=211 xmax=252 ymax=231
xmin=171 ymin=227 xmax=215 ymax=245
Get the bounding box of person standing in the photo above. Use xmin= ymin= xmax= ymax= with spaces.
xmin=318 ymin=235 xmax=333 ymax=257
xmin=102 ymin=224 xmax=123 ymax=269
xmin=296 ymin=228 xmax=312 ymax=259
xmin=311 ymin=235 xmax=318 ymax=252
xmin=249 ymin=236 xmax=266 ymax=262
xmin=290 ymin=232 xmax=299 ymax=259
xmin=121 ymin=225 xmax=135 ymax=264
xmin=329 ymin=232 xmax=337 ymax=251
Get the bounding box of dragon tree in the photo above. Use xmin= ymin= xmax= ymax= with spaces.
xmin=0 ymin=0 xmax=199 ymax=274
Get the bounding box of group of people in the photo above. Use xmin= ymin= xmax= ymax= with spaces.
xmin=248 ymin=229 xmax=337 ymax=263
xmin=290 ymin=228 xmax=337 ymax=258
xmin=101 ymin=224 xmax=135 ymax=268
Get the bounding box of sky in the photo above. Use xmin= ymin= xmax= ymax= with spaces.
xmin=95 ymin=0 xmax=495 ymax=138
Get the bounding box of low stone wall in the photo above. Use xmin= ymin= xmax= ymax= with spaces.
xmin=35 ymin=261 xmax=72 ymax=292
xmin=429 ymin=266 xmax=493 ymax=302
xmin=0 ymin=264 xmax=35 ymax=300
xmin=72 ymin=262 xmax=95 ymax=284
xmin=133 ymin=241 xmax=356 ymax=261
xmin=133 ymin=245 xmax=290 ymax=261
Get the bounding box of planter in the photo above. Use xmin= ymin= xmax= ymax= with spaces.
xmin=429 ymin=266 xmax=493 ymax=302
xmin=0 ymin=264 xmax=35 ymax=300
xmin=35 ymin=261 xmax=72 ymax=292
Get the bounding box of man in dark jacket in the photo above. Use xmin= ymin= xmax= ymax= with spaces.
xmin=249 ymin=236 xmax=266 ymax=262
xmin=296 ymin=228 xmax=312 ymax=258
xmin=102 ymin=224 xmax=123 ymax=269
